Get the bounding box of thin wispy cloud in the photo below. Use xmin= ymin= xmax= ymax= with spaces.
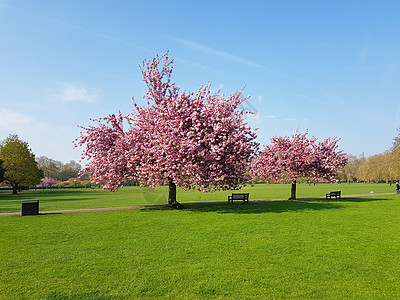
xmin=246 ymin=114 xmax=277 ymax=122
xmin=246 ymin=112 xmax=260 ymax=121
xmin=173 ymin=56 xmax=224 ymax=75
xmin=3 ymin=3 xmax=155 ymax=54
xmin=171 ymin=37 xmax=263 ymax=68
xmin=284 ymin=90 xmax=341 ymax=109
xmin=358 ymin=43 xmax=369 ymax=63
xmin=51 ymin=86 xmax=98 ymax=103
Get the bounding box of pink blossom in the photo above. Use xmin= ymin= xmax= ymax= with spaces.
xmin=250 ymin=129 xmax=347 ymax=199
xmin=76 ymin=52 xmax=258 ymax=207
xmin=39 ymin=179 xmax=60 ymax=187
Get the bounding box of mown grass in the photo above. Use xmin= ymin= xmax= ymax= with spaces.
xmin=0 ymin=183 xmax=395 ymax=213
xmin=1 ymin=193 xmax=400 ymax=299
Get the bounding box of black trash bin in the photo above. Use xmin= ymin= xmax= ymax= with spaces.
xmin=21 ymin=200 xmax=39 ymax=216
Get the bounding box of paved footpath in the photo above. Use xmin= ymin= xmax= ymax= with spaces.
xmin=0 ymin=193 xmax=396 ymax=217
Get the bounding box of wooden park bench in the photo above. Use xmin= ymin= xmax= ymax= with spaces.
xmin=326 ymin=191 xmax=341 ymax=199
xmin=228 ymin=193 xmax=249 ymax=203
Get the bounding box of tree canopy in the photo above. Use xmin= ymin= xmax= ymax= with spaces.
xmin=0 ymin=134 xmax=43 ymax=194
xmin=77 ymin=52 xmax=258 ymax=207
xmin=250 ymin=130 xmax=347 ymax=200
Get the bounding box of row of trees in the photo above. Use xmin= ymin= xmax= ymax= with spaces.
xmin=339 ymin=147 xmax=400 ymax=183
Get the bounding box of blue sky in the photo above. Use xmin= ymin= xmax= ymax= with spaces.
xmin=1 ymin=0 xmax=399 ymax=163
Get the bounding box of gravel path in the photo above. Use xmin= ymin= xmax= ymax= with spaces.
xmin=0 ymin=193 xmax=395 ymax=217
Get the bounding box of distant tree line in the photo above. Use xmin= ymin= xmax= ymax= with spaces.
xmin=36 ymin=156 xmax=81 ymax=181
xmin=338 ymin=128 xmax=400 ymax=183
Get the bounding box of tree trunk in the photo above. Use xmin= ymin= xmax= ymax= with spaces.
xmin=12 ymin=184 xmax=18 ymax=195
xmin=167 ymin=178 xmax=183 ymax=209
xmin=289 ymin=179 xmax=296 ymax=200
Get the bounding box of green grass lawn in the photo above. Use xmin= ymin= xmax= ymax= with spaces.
xmin=0 ymin=183 xmax=396 ymax=213
xmin=1 ymin=191 xmax=400 ymax=298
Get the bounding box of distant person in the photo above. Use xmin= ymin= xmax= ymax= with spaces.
xmin=396 ymin=182 xmax=400 ymax=194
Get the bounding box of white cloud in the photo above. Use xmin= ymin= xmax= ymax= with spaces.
xmin=0 ymin=109 xmax=80 ymax=163
xmin=0 ymin=109 xmax=56 ymax=141
xmin=51 ymin=85 xmax=98 ymax=103
xmin=0 ymin=109 xmax=36 ymax=130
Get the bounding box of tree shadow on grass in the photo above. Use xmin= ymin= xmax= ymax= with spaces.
xmin=141 ymin=200 xmax=344 ymax=214
xmin=0 ymin=189 xmax=94 ymax=200
xmin=0 ymin=190 xmax=102 ymax=214
xmin=311 ymin=196 xmax=391 ymax=203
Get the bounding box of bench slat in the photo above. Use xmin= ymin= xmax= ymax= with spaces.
xmin=326 ymin=191 xmax=341 ymax=199
xmin=228 ymin=193 xmax=249 ymax=203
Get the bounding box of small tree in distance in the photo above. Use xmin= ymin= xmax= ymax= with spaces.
xmin=250 ymin=130 xmax=347 ymax=200
xmin=0 ymin=134 xmax=43 ymax=194
xmin=77 ymin=52 xmax=258 ymax=208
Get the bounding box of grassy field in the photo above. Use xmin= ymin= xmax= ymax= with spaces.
xmin=1 ymin=185 xmax=400 ymax=298
xmin=0 ymin=183 xmax=396 ymax=213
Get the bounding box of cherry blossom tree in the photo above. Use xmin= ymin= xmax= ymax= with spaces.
xmin=39 ymin=179 xmax=60 ymax=187
xmin=250 ymin=130 xmax=347 ymax=200
xmin=76 ymin=52 xmax=258 ymax=208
